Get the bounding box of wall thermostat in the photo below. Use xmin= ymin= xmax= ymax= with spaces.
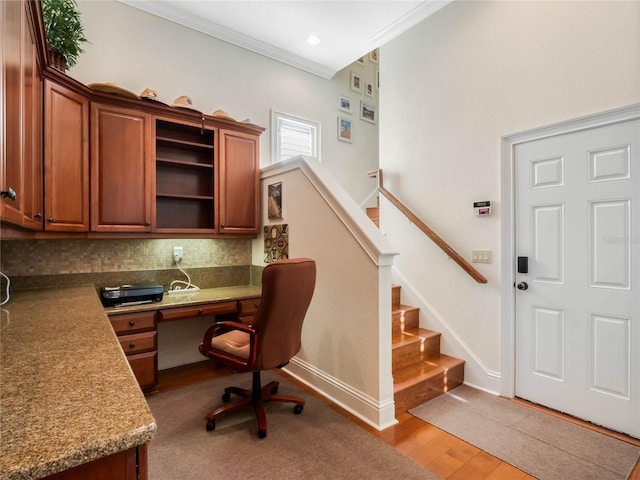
xmin=474 ymin=201 xmax=492 ymax=216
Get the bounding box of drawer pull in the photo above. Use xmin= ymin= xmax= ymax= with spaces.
xmin=129 ymin=320 xmax=135 ymax=326
xmin=198 ymin=309 xmax=203 ymax=315
xmin=129 ymin=342 xmax=136 ymax=349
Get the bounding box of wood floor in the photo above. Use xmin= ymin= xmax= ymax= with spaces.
xmin=156 ymin=361 xmax=640 ymax=480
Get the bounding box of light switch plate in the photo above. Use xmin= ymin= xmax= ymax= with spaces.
xmin=471 ymin=249 xmax=492 ymax=264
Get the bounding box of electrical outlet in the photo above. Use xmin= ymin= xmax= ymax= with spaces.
xmin=173 ymin=246 xmax=184 ymax=262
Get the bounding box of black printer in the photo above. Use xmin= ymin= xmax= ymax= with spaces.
xmin=100 ymin=284 xmax=164 ymax=308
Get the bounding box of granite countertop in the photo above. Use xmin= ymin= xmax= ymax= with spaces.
xmin=0 ymin=286 xmax=157 ymax=480
xmin=104 ymin=285 xmax=262 ymax=315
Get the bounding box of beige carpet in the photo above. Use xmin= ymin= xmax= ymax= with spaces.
xmin=146 ymin=372 xmax=438 ymax=480
xmin=410 ymin=384 xmax=640 ymax=480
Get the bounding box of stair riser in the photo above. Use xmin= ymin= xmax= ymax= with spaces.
xmin=392 ymin=308 xmax=419 ymax=336
xmin=392 ymin=336 xmax=441 ymax=372
xmin=394 ymin=363 xmax=465 ymax=414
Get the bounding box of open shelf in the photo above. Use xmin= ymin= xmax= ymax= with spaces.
xmin=156 ymin=120 xmax=214 ymax=147
xmin=155 ymin=119 xmax=216 ymax=231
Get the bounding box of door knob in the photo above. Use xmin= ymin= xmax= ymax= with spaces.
xmin=517 ymin=282 xmax=529 ymax=291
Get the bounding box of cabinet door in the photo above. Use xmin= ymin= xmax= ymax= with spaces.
xmin=218 ymin=129 xmax=260 ymax=234
xmin=91 ymin=103 xmax=152 ymax=232
xmin=21 ymin=8 xmax=43 ymax=230
xmin=1 ymin=0 xmax=43 ymax=230
xmin=44 ymin=79 xmax=89 ymax=231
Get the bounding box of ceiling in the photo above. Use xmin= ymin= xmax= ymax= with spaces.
xmin=120 ymin=1 xmax=452 ymax=79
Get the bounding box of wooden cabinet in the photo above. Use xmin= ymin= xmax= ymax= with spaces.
xmin=107 ymin=299 xmax=263 ymax=392
xmin=91 ymin=103 xmax=152 ymax=232
xmin=2 ymin=2 xmax=263 ymax=239
xmin=44 ymin=444 xmax=146 ymax=480
xmin=219 ymin=129 xmax=260 ymax=234
xmin=153 ymin=118 xmax=216 ymax=232
xmin=109 ymin=311 xmax=158 ymax=392
xmin=1 ymin=0 xmax=43 ymax=230
xmin=44 ymin=79 xmax=89 ymax=231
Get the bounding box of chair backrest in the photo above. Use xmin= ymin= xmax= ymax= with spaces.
xmin=252 ymin=258 xmax=316 ymax=370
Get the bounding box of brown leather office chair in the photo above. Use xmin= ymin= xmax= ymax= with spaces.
xmin=199 ymin=258 xmax=316 ymax=438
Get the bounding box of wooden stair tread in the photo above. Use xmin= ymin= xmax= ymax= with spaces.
xmin=393 ymin=354 xmax=465 ymax=391
xmin=392 ymin=328 xmax=439 ymax=347
xmin=393 ymin=304 xmax=419 ymax=314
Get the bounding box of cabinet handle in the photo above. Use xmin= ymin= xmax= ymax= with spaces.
xmin=129 ymin=342 xmax=136 ymax=349
xmin=129 ymin=320 xmax=135 ymax=326
xmin=47 ymin=217 xmax=54 ymax=222
xmin=198 ymin=309 xmax=203 ymax=315
xmin=34 ymin=213 xmax=42 ymax=220
xmin=145 ymin=222 xmax=151 ymax=226
xmin=0 ymin=188 xmax=16 ymax=200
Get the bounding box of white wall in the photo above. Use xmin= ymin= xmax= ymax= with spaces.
xmin=380 ymin=1 xmax=640 ymax=388
xmin=71 ymin=0 xmax=379 ymax=206
xmin=259 ymin=158 xmax=398 ymax=428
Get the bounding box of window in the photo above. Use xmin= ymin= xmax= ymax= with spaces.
xmin=271 ymin=110 xmax=320 ymax=163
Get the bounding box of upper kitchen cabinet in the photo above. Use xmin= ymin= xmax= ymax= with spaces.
xmin=218 ymin=129 xmax=260 ymax=235
xmin=44 ymin=78 xmax=89 ymax=231
xmin=91 ymin=102 xmax=152 ymax=232
xmin=1 ymin=0 xmax=45 ymax=230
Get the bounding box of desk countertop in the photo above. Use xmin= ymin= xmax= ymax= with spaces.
xmin=104 ymin=284 xmax=262 ymax=315
xmin=0 ymin=285 xmax=157 ymax=480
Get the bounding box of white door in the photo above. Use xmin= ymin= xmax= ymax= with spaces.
xmin=514 ymin=118 xmax=640 ymax=438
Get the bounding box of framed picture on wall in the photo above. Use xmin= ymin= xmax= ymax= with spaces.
xmin=350 ymin=71 xmax=362 ymax=93
xmin=365 ymin=82 xmax=374 ymax=97
xmin=360 ymin=101 xmax=377 ymax=124
xmin=339 ymin=94 xmax=353 ymax=113
xmin=337 ymin=116 xmax=353 ymax=143
xmin=267 ymin=182 xmax=283 ymax=220
xmin=369 ymin=48 xmax=379 ymax=64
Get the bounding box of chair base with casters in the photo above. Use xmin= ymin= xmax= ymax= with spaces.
xmin=204 ymin=369 xmax=304 ymax=438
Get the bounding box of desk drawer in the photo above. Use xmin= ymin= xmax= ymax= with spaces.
xmin=118 ymin=331 xmax=157 ymax=355
xmin=128 ymin=351 xmax=157 ymax=392
xmin=158 ymin=301 xmax=237 ymax=321
xmin=110 ymin=311 xmax=157 ymax=335
xmin=238 ymin=298 xmax=260 ymax=315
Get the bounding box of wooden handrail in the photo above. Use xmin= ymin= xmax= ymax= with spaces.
xmin=369 ymin=169 xmax=487 ymax=284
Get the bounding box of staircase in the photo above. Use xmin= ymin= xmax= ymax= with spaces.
xmin=366 ymin=203 xmax=465 ymax=413
xmin=391 ymin=284 xmax=465 ymax=414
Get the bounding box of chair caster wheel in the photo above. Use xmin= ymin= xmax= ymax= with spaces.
xmin=222 ymin=392 xmax=231 ymax=402
xmin=206 ymin=420 xmax=216 ymax=431
xmin=294 ymin=404 xmax=304 ymax=414
xmin=257 ymin=429 xmax=267 ymax=439
xmin=270 ymin=385 xmax=279 ymax=394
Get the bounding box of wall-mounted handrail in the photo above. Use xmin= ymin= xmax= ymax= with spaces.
xmin=369 ymin=169 xmax=488 ymax=284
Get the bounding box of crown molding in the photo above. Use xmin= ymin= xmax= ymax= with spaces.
xmin=371 ymin=0 xmax=454 ymax=45
xmin=120 ymin=0 xmax=336 ymax=79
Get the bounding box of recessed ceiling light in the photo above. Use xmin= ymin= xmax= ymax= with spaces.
xmin=306 ymin=35 xmax=321 ymax=46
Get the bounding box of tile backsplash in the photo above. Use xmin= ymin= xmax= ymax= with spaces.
xmin=0 ymin=238 xmax=257 ymax=290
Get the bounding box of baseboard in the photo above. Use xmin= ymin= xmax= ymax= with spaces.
xmin=284 ymin=357 xmax=398 ymax=431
